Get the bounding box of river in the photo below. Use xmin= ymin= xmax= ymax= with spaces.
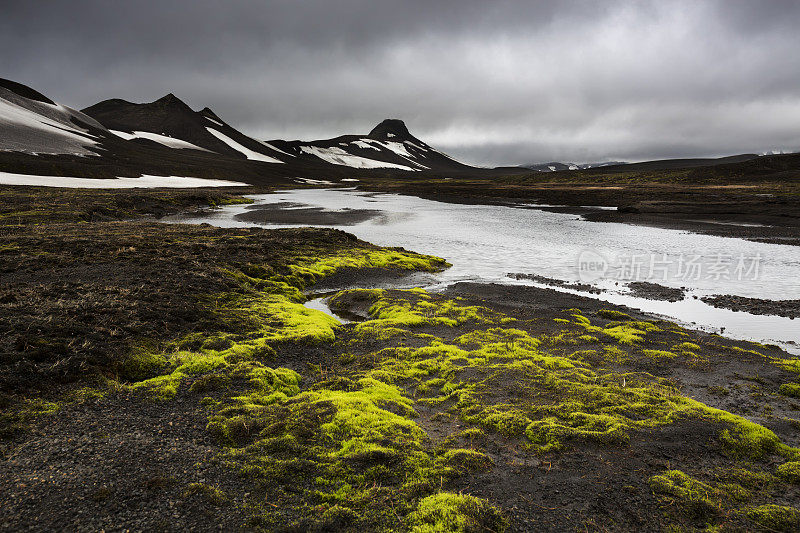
xmin=165 ymin=188 xmax=800 ymax=353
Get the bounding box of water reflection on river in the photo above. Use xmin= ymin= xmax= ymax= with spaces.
xmin=165 ymin=188 xmax=800 ymax=352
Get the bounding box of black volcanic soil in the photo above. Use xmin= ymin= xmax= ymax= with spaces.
xmin=506 ymin=273 xmax=601 ymax=294
xmin=236 ymin=204 xmax=385 ymax=226
xmin=627 ymin=281 xmax=686 ymax=302
xmin=701 ymin=295 xmax=800 ymax=319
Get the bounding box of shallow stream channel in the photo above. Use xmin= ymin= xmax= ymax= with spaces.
xmin=165 ymin=188 xmax=800 ymax=353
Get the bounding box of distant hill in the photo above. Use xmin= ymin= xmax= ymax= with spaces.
xmin=521 ymin=161 xmax=628 ymax=172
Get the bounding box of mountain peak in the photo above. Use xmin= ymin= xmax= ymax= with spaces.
xmin=200 ymin=107 xmax=223 ymax=120
xmin=368 ymin=118 xmax=411 ymax=141
xmin=153 ymin=93 xmax=192 ymax=110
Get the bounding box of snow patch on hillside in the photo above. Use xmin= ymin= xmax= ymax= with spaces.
xmin=258 ymin=140 xmax=295 ymax=157
xmin=0 ymin=98 xmax=99 ymax=154
xmin=206 ymin=127 xmax=284 ymax=163
xmin=352 ymin=140 xmax=380 ymax=151
xmin=299 ymin=145 xmax=418 ymax=171
xmin=0 ymin=171 xmax=247 ymax=188
xmin=110 ymin=130 xmax=211 ymax=151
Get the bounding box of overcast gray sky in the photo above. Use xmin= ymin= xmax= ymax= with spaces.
xmin=3 ymin=0 xmax=800 ymax=166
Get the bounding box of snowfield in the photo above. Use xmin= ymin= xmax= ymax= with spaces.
xmin=205 ymin=127 xmax=284 ymax=163
xmin=258 ymin=140 xmax=295 ymax=157
xmin=109 ymin=130 xmax=211 ymax=151
xmin=299 ymin=145 xmax=418 ymax=171
xmin=0 ymin=171 xmax=247 ymax=188
xmin=352 ymin=140 xmax=380 ymax=151
xmin=344 ymin=139 xmax=429 ymax=168
xmin=0 ymin=95 xmax=100 ymax=155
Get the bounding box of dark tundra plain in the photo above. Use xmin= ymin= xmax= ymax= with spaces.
xmin=2 ymin=186 xmax=800 ymax=532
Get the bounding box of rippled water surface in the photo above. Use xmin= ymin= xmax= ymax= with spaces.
xmin=166 ymin=188 xmax=800 ymax=351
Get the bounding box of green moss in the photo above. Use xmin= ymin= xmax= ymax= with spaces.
xmin=131 ymin=372 xmax=185 ymax=401
xmin=190 ymin=373 xmax=231 ymax=393
xmin=116 ymin=347 xmax=168 ymax=381
xmin=130 ymin=351 xmax=229 ymax=401
xmin=331 ymin=289 xmax=501 ymax=331
xmin=409 ymin=493 xmax=507 ymax=533
xmin=777 ymin=359 xmax=800 ymax=375
xmin=649 ymin=470 xmax=721 ymax=517
xmin=0 ymin=397 xmax=60 ymax=438
xmin=602 ymin=345 xmax=630 ymax=365
xmin=182 ymin=483 xmax=230 ymax=506
xmin=333 ymin=292 xmax=794 ymax=461
xmin=211 ymin=197 xmax=254 ymax=207
xmin=746 ymin=504 xmax=800 ymax=531
xmin=440 ymin=449 xmax=493 ymax=473
xmin=779 ymin=383 xmax=800 ymax=398
xmin=641 ymin=349 xmax=677 ymax=361
xmin=596 ymin=309 xmax=632 ymax=320
xmin=602 ymin=322 xmax=658 ymax=345
xmin=717 ymin=467 xmax=773 ymax=489
xmin=675 ymin=342 xmax=701 ymax=353
xmin=285 ymin=249 xmax=450 ymax=289
xmin=776 ymin=461 xmax=800 ymax=483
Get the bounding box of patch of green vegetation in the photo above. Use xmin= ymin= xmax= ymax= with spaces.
xmin=284 ymin=249 xmax=450 ymax=289
xmin=409 ymin=492 xmax=507 ymax=533
xmin=440 ymin=449 xmax=493 ymax=473
xmin=596 ymin=309 xmax=632 ymax=320
xmin=601 ymin=321 xmax=660 ymax=345
xmin=649 ymin=470 xmax=721 ymax=517
xmin=123 ymin=248 xmax=448 ymax=402
xmin=207 ymin=368 xmax=471 ymax=529
xmin=675 ymin=342 xmax=701 ymax=354
xmin=328 ymin=292 xmax=794 ymax=460
xmin=0 ymin=397 xmax=60 ymax=438
xmin=746 ymin=504 xmax=800 ymax=531
xmin=776 ymin=461 xmax=800 ymax=483
xmin=330 ymin=288 xmax=503 ymax=330
xmin=130 ymin=351 xmax=228 ymax=401
xmin=648 ymin=464 xmax=800 ymax=530
xmin=208 ymin=197 xmax=254 ymax=207
xmin=641 ymin=349 xmax=677 ymax=361
xmin=780 ymin=383 xmax=800 ymax=398
xmin=182 ymin=482 xmax=230 ymax=506
xmin=116 ymin=347 xmax=169 ymax=381
xmin=777 ymin=359 xmax=800 ymax=375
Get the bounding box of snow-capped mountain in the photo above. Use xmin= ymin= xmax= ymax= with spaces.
xmin=82 ymin=93 xmax=471 ymax=173
xmin=271 ymin=119 xmax=473 ymax=173
xmin=0 ymin=78 xmax=107 ymax=156
xmin=0 ymin=78 xmax=482 ymax=186
xmin=82 ymin=94 xmax=288 ymax=163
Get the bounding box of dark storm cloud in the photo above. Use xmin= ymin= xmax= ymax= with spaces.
xmin=2 ymin=0 xmax=800 ymax=165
